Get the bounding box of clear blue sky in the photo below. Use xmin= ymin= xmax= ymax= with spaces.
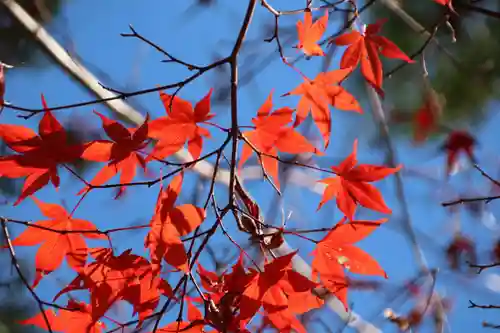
xmin=2 ymin=0 xmax=500 ymax=332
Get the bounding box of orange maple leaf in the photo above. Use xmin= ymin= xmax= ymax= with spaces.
xmin=317 ymin=139 xmax=402 ymax=220
xmin=148 ymin=89 xmax=214 ymax=161
xmin=239 ymin=92 xmax=322 ymax=189
xmin=145 ymin=172 xmax=206 ymax=273
xmin=3 ymin=197 xmax=106 ymax=287
xmin=237 ymin=251 xmax=317 ymax=332
xmin=283 ymin=67 xmax=361 ymax=149
xmin=333 ymin=19 xmax=414 ymax=95
xmin=79 ymin=111 xmax=150 ymax=197
xmin=311 ymin=218 xmax=388 ymax=309
xmin=20 ymin=300 xmax=105 ymax=333
xmin=296 ymin=9 xmax=329 ymax=56
xmin=0 ymin=95 xmax=84 ymax=205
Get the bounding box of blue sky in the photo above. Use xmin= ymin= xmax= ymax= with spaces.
xmin=2 ymin=0 xmax=500 ymax=332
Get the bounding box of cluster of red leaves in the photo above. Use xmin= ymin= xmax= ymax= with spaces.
xmin=0 ymin=8 xmax=416 ymax=333
xmin=53 ymin=247 xmax=174 ymax=324
xmin=195 ymin=252 xmax=322 ymax=333
xmin=0 ymin=90 xmax=216 ymax=204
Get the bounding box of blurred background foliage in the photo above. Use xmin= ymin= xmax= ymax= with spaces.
xmin=0 ymin=0 xmax=63 ymax=66
xmin=370 ymin=1 xmax=500 ymax=132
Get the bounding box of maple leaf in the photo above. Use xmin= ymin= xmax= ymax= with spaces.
xmin=237 ymin=251 xmax=317 ymax=332
xmin=239 ymin=92 xmax=322 ymax=188
xmin=145 ymin=172 xmax=206 ymax=273
xmin=296 ymin=9 xmax=328 ymax=56
xmin=79 ymin=111 xmax=150 ymax=197
xmin=311 ymin=218 xmax=388 ymax=309
xmin=3 ymin=197 xmax=106 ymax=287
xmin=332 ymin=19 xmax=414 ymax=95
xmin=54 ymin=248 xmax=173 ymax=324
xmin=317 ymin=139 xmax=402 ymax=220
xmin=0 ymin=95 xmax=84 ymax=205
xmin=283 ymin=67 xmax=361 ymax=149
xmin=19 ymin=300 xmax=106 ymax=333
xmin=441 ymin=130 xmax=476 ymax=176
xmin=148 ymin=89 xmax=214 ymax=161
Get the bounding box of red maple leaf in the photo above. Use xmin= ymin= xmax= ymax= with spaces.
xmin=441 ymin=130 xmax=476 ymax=176
xmin=0 ymin=95 xmax=84 ymax=205
xmin=317 ymin=139 xmax=402 ymax=220
xmin=79 ymin=111 xmax=150 ymax=197
xmin=20 ymin=300 xmax=106 ymax=333
xmin=283 ymin=67 xmax=361 ymax=149
xmin=311 ymin=218 xmax=388 ymax=309
xmin=148 ymin=89 xmax=214 ymax=161
xmin=332 ymin=19 xmax=414 ymax=95
xmin=239 ymin=92 xmax=322 ymax=189
xmin=237 ymin=251 xmax=317 ymax=332
xmin=145 ymin=172 xmax=206 ymax=273
xmin=296 ymin=9 xmax=329 ymax=56
xmin=54 ymin=248 xmax=173 ymax=324
xmin=3 ymin=197 xmax=106 ymax=287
